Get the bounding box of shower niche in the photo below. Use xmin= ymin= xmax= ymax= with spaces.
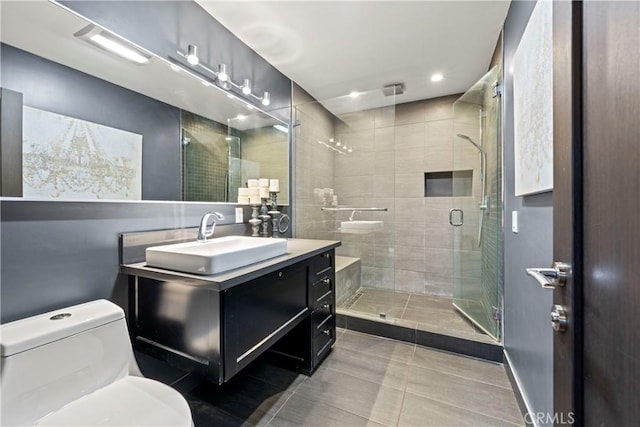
xmin=424 ymin=170 xmax=473 ymax=197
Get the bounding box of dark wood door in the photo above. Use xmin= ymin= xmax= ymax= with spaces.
xmin=581 ymin=1 xmax=640 ymax=425
xmin=552 ymin=1 xmax=583 ymax=424
xmin=553 ymin=1 xmax=640 ymax=425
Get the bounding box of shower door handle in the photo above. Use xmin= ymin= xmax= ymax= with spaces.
xmin=449 ymin=209 xmax=463 ymax=226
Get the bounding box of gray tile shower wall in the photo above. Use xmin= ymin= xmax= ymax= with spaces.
xmin=292 ymin=83 xmax=336 ymax=239
xmin=332 ymin=95 xmax=482 ymax=297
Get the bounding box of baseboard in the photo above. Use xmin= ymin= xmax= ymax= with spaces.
xmin=503 ymin=350 xmax=536 ymax=426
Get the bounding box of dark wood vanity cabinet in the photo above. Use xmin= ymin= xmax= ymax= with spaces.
xmin=129 ymin=247 xmax=336 ymax=384
xmin=223 ymin=262 xmax=308 ymax=379
xmin=270 ymin=249 xmax=336 ymax=374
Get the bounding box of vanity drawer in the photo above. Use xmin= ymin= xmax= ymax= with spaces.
xmin=310 ymin=275 xmax=333 ymax=307
xmin=313 ymin=287 xmax=333 ymax=311
xmin=311 ymin=250 xmax=334 ymax=280
xmin=313 ymin=322 xmax=335 ymax=364
xmin=312 ymin=310 xmax=333 ymax=337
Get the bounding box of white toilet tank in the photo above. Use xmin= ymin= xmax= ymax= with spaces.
xmin=0 ymin=300 xmax=188 ymax=426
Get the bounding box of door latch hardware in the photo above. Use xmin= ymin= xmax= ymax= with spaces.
xmin=551 ymin=305 xmax=568 ymax=332
xmin=525 ymin=262 xmax=571 ymax=289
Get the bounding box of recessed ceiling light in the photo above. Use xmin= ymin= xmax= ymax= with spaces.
xmin=431 ymin=73 xmax=444 ymax=82
xmin=348 ymin=91 xmax=360 ymax=99
xmin=336 ymin=142 xmax=341 ymax=147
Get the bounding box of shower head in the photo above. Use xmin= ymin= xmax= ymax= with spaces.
xmin=455 ymin=133 xmax=484 ymax=153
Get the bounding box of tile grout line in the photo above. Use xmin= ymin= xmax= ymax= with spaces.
xmin=405 ymin=358 xmax=515 ymax=391
xmin=298 ymin=363 xmax=412 ymax=427
xmin=264 ymin=375 xmax=310 ymax=426
xmin=394 ymin=344 xmax=416 ymax=427
xmin=399 ymin=292 xmax=411 ymax=320
xmin=401 ymin=390 xmax=525 ymax=427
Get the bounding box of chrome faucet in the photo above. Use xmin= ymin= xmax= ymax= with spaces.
xmin=197 ymin=212 xmax=225 ymax=242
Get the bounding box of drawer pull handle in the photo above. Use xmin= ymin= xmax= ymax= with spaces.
xmin=322 ymin=278 xmax=331 ymax=284
xmin=322 ymin=329 xmax=331 ymax=335
xmin=316 ymin=290 xmax=332 ymax=303
xmin=323 ymin=253 xmax=330 ymax=258
xmin=322 ymin=303 xmax=330 ymax=309
xmin=278 ymin=271 xmax=283 ymax=277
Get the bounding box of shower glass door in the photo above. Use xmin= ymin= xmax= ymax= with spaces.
xmin=452 ymin=66 xmax=502 ymax=341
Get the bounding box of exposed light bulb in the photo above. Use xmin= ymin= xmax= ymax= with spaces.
xmin=348 ymin=148 xmax=353 ymax=153
xmin=186 ymin=44 xmax=199 ymax=65
xmin=336 ymin=142 xmax=341 ymax=147
xmin=217 ymin=64 xmax=228 ymax=82
xmin=430 ymin=73 xmax=444 ymax=82
xmin=241 ymin=79 xmax=252 ymax=95
xmin=261 ymin=91 xmax=270 ymax=106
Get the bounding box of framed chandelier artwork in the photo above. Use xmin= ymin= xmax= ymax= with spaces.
xmin=22 ymin=106 xmax=143 ymax=200
xmin=512 ymin=0 xmax=553 ymax=196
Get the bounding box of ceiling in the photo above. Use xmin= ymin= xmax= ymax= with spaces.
xmin=195 ymin=1 xmax=511 ymax=114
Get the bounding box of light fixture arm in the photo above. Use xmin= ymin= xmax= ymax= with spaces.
xmin=176 ymin=45 xmax=271 ymax=106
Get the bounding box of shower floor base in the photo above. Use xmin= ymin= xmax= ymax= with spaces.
xmin=338 ymin=287 xmax=497 ymax=345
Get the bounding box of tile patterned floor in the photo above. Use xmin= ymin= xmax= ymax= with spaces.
xmin=144 ymin=329 xmax=524 ymax=427
xmin=339 ymin=287 xmax=498 ymax=344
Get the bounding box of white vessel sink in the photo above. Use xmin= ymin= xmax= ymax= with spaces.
xmin=340 ymin=220 xmax=384 ymax=233
xmin=145 ymin=236 xmax=288 ymax=275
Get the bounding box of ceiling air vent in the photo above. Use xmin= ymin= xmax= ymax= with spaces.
xmin=382 ymin=83 xmax=405 ymax=96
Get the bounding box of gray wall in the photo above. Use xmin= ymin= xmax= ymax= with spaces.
xmin=502 ymin=1 xmax=554 ymax=424
xmin=0 ymin=0 xmax=292 ymax=323
xmin=1 ymin=44 xmax=181 ymax=201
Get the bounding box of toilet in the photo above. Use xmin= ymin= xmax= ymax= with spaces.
xmin=0 ymin=299 xmax=193 ymax=426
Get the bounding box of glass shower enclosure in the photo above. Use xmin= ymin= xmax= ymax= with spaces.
xmin=452 ymin=65 xmax=502 ymax=340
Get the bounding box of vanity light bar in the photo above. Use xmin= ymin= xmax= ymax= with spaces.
xmin=177 ymin=44 xmax=270 ymax=106
xmin=74 ymin=24 xmax=151 ymax=65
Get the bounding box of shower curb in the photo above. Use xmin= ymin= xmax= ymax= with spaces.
xmin=336 ymin=313 xmax=503 ymax=363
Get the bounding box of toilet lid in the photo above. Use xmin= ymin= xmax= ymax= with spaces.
xmin=35 ymin=376 xmax=193 ymax=427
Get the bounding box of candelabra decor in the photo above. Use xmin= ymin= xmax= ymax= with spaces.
xmin=259 ymin=198 xmax=271 ymax=237
xmin=268 ymin=191 xmax=281 ymax=238
xmin=249 ymin=203 xmax=262 ymax=237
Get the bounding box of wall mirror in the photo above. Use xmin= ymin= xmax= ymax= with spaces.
xmin=0 ymin=0 xmax=290 ymax=204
